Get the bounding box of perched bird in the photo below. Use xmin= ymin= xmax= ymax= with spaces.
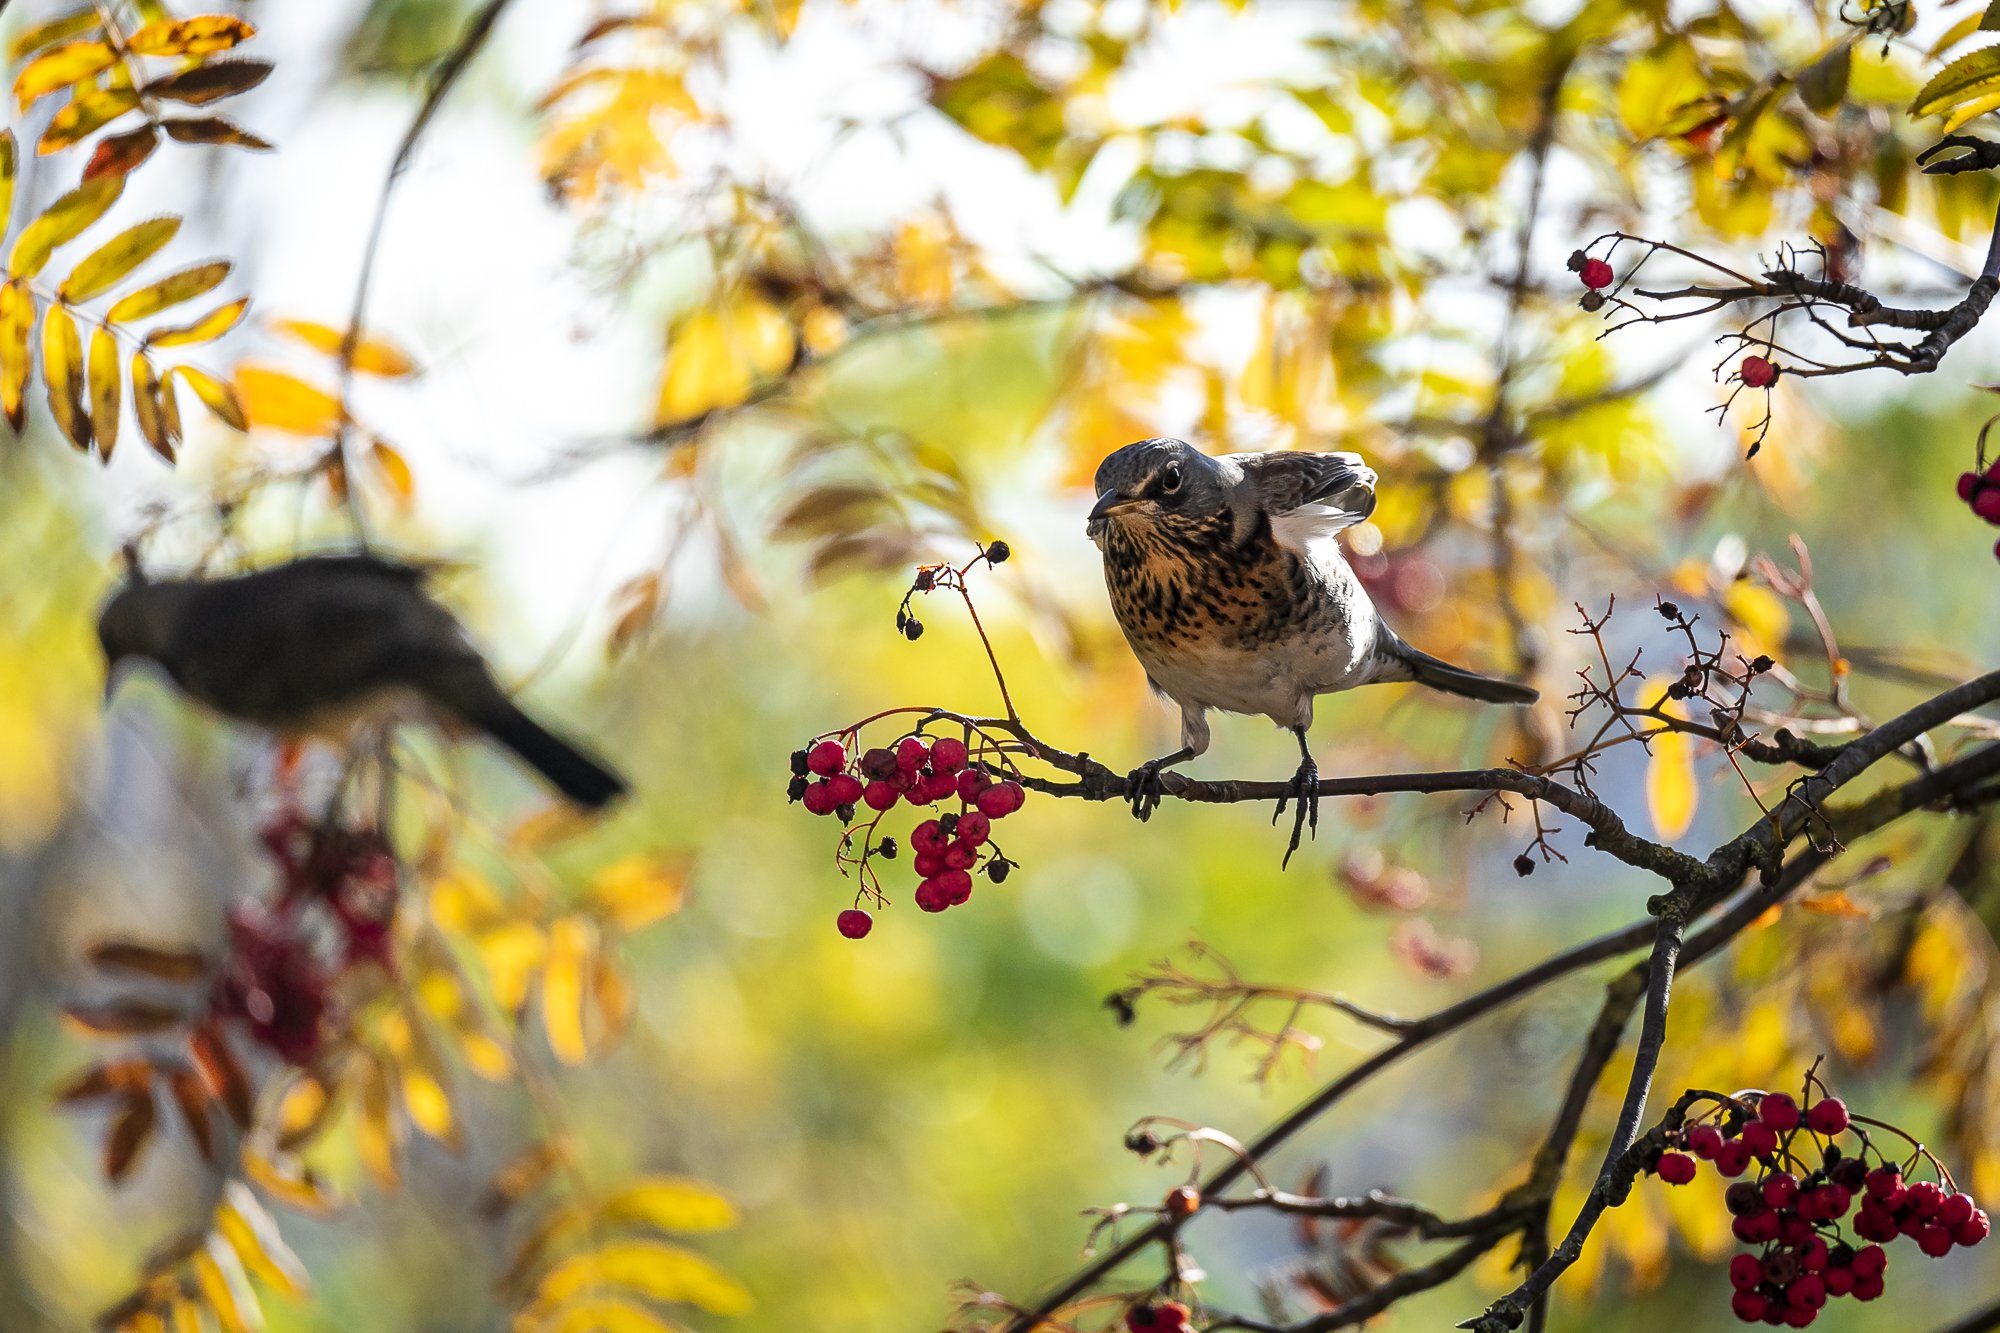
xmin=1087 ymin=438 xmax=1536 ymax=862
xmin=98 ymin=553 xmax=628 ymax=809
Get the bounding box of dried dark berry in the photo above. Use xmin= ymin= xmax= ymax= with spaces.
xmin=985 ymin=540 xmax=1011 ymax=563
xmin=1657 ymin=601 xmax=1680 ymax=620
xmin=790 ymin=748 xmax=810 ymax=775
xmin=914 ymin=568 xmax=935 ymax=592
xmin=787 ymin=775 xmax=808 ymax=802
xmin=1514 ymin=854 xmax=1535 ymax=877
xmin=878 ymin=837 xmax=898 ymax=860
xmin=904 ymin=618 xmax=924 ymax=641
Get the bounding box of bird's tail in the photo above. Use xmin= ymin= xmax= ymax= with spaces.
xmin=1381 ymin=634 xmax=1539 ymax=706
xmin=475 ymin=700 xmax=629 ymax=809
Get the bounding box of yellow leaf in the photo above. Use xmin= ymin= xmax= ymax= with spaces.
xmin=600 ymin=1177 xmax=738 ymax=1233
xmin=276 ymin=1073 xmax=331 ymax=1148
xmin=1619 ymin=41 xmax=1712 ymax=140
xmin=403 ymin=1068 xmax=456 ymax=1146
xmin=147 ymin=296 xmax=250 ymax=348
xmin=87 ymin=325 xmax=119 ymax=458
xmin=429 ymin=870 xmax=507 ymax=934
xmin=0 ymin=131 xmax=13 ymax=227
xmin=540 ymin=1297 xmax=687 ymax=1333
xmin=1643 ymin=677 xmax=1697 ymax=841
xmin=0 ymin=279 xmax=35 ymax=431
xmin=655 ymin=296 xmax=795 ymax=425
xmin=42 ymin=305 xmax=88 ymax=450
xmin=1722 ymin=583 xmax=1788 ymax=662
xmin=232 ymin=364 xmax=339 ymax=435
xmin=131 ymin=352 xmax=178 ymax=461
xmin=542 ymin=916 xmax=594 ymax=1065
xmin=274 ymin=318 xmax=416 ymax=377
xmin=8 ymin=12 xmax=103 ymax=64
xmin=372 ymin=439 xmax=414 ymax=504
xmin=13 ymin=39 xmax=119 ymax=110
xmin=191 ymin=1244 xmax=250 ymax=1333
xmin=241 ymin=1148 xmax=338 ymax=1216
xmin=356 ymin=1052 xmax=402 ymax=1193
xmin=9 ymin=175 xmax=124 ymax=278
xmin=215 ymin=1183 xmax=308 ymax=1299
xmin=127 ymin=16 xmax=255 ymax=58
xmin=106 ymin=260 xmax=229 ymax=322
xmin=1799 ymin=890 xmax=1873 ymax=919
xmin=41 ymin=82 xmax=140 ymax=153
xmin=62 ymin=215 xmax=180 ymax=302
xmin=171 ymin=365 xmax=247 ymax=430
xmin=478 ymin=921 xmax=548 ymax=1014
xmin=588 ymin=854 xmax=689 ymax=931
xmin=1913 ymin=43 xmax=2000 ymax=118
xmin=532 ymin=1239 xmax=752 ymax=1316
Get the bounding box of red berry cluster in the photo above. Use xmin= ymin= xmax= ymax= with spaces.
xmin=789 ymin=732 xmax=1026 ymax=936
xmin=1124 ymin=1300 xmax=1192 ymax=1332
xmin=1644 ymin=1086 xmax=1986 ymax=1327
xmin=1955 ymin=461 xmax=2000 ymax=561
xmin=213 ymin=899 xmax=329 ymax=1065
xmin=261 ymin=814 xmax=399 ymax=967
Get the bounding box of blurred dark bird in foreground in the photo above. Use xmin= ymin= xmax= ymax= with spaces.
xmin=97 ymin=553 xmax=628 ymax=809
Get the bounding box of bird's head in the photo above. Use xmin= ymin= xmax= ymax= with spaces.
xmin=1087 ymin=438 xmax=1225 ymax=543
xmin=97 ymin=577 xmax=183 ymax=700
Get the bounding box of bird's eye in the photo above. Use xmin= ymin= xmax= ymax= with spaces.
xmin=1160 ymin=464 xmax=1183 ymax=494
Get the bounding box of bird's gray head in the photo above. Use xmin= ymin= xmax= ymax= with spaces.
xmin=1087 ymin=438 xmax=1227 ymax=540
xmin=97 ymin=578 xmax=185 ymax=697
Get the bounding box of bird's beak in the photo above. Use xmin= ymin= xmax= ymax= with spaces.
xmin=1089 ymin=490 xmax=1139 ymax=522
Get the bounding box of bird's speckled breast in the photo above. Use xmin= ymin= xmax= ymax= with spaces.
xmin=1097 ymin=511 xmax=1369 ymax=720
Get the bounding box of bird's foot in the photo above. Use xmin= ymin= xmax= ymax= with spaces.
xmin=1272 ymin=756 xmax=1320 ymax=868
xmin=1127 ymin=760 xmax=1172 ymax=821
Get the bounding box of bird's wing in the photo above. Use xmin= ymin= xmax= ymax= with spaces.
xmin=1230 ymin=451 xmax=1378 ymax=551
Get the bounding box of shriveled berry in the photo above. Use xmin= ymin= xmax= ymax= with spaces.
xmin=1688 ymin=1124 xmax=1725 ymax=1159
xmin=877 ymin=837 xmax=897 ymax=859
xmin=1955 ymin=1208 xmax=1990 ymax=1247
xmin=1759 ymin=1093 xmax=1800 ymax=1132
xmin=1580 ymin=257 xmax=1614 ymax=289
xmin=903 ymin=618 xmax=924 ymax=640
xmin=930 ymin=737 xmax=969 ymax=773
xmin=977 ymin=780 xmax=1027 ymax=819
xmin=789 ymin=748 xmax=810 ymax=775
xmin=1741 ymin=354 xmax=1777 ymax=388
xmin=897 ymin=737 xmax=930 ymax=772
xmin=1939 ymin=1192 xmax=1976 ymax=1229
xmin=1763 ymin=1251 xmax=1801 ymax=1287
xmin=787 ymin=774 xmax=809 ymax=802
xmin=1805 ymin=1098 xmax=1848 ymax=1135
xmin=802 ymin=782 xmax=839 ymax=816
xmin=986 ymin=540 xmax=1011 ymax=563
xmin=826 ymin=774 xmax=864 ymax=806
xmin=1657 ymin=1151 xmax=1697 ymax=1185
xmin=1829 ymin=1158 xmax=1868 ymax=1192
xmin=863 ymin=781 xmax=900 ymax=812
xmin=1165 ymin=1185 xmax=1201 ymax=1219
xmin=1740 ymin=1121 xmax=1779 ymax=1159
xmin=913 ymin=568 xmax=935 ymax=592
xmin=1513 ymin=854 xmax=1535 ymax=877
xmin=807 ymin=739 xmax=847 ymax=776
xmin=1730 ymin=1254 xmax=1764 ymax=1290
xmin=837 ymin=909 xmax=873 ymax=939
xmin=956 ymin=769 xmax=992 ymax=803
xmin=860 ymin=747 xmax=900 ymax=781
xmin=1726 ymin=1180 xmax=1768 ymax=1216
xmin=986 ymin=859 xmax=1011 ymax=883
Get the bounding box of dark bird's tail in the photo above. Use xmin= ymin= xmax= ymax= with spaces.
xmin=1382 ymin=635 xmax=1539 ymax=706
xmin=474 ymin=700 xmax=629 ymax=809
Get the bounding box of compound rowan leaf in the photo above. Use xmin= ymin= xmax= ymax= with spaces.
xmin=13 ymin=39 xmax=119 ymax=110
xmin=275 ymin=1072 xmax=332 ymax=1150
xmin=42 ymin=305 xmax=89 ymax=450
xmin=600 ymin=1177 xmax=738 ymax=1233
xmin=146 ymin=296 xmax=249 ymax=348
xmin=87 ymin=326 xmax=120 ymax=457
xmin=232 ymin=364 xmax=339 ymax=434
xmin=10 ymin=175 xmax=125 ymax=278
xmin=131 ymin=352 xmax=178 ymax=461
xmin=62 ymin=216 xmax=181 ymax=302
xmin=41 ymin=82 xmax=141 ymax=153
xmin=0 ymin=279 xmax=34 ymax=430
xmin=274 ymin=318 xmax=416 ymax=376
xmin=170 ymin=365 xmax=246 ymax=430
xmin=8 ymin=12 xmax=103 ymax=64
xmin=161 ymin=116 xmax=272 ymax=151
xmin=104 ymin=1091 xmax=157 ymax=1181
xmin=108 ymin=260 xmax=229 ymax=322
xmin=127 ymin=16 xmax=256 ymax=57
xmin=144 ymin=59 xmax=272 ymax=106
xmin=541 ymin=916 xmax=594 ymax=1065
xmin=481 ymin=1140 xmax=567 ymax=1220
xmin=241 ymin=1147 xmax=338 ymax=1216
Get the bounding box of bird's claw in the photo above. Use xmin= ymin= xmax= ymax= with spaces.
xmin=1127 ymin=761 xmax=1169 ymax=821
xmin=1272 ymin=758 xmax=1320 ymax=868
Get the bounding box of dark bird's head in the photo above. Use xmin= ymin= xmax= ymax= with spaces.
xmin=1087 ymin=438 xmax=1227 ymax=545
xmin=97 ymin=577 xmax=188 ymax=698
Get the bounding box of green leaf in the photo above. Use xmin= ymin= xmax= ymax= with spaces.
xmin=1984 ymin=0 xmax=2000 ymax=32
xmin=1912 ymin=44 xmax=2000 ymax=118
xmin=1797 ymin=41 xmax=1852 ymax=115
xmin=61 ymin=216 xmax=181 ymax=302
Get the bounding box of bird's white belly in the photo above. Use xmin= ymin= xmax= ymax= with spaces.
xmin=1134 ymin=624 xmax=1373 ymax=726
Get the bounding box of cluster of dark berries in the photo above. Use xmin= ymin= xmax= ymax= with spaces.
xmin=790 ymin=733 xmax=1026 ymax=936
xmin=1955 ymin=461 xmax=2000 ymax=560
xmin=1643 ymin=1087 xmax=1986 ymax=1326
xmin=213 ymin=899 xmax=330 ymax=1065
xmin=1124 ymin=1301 xmax=1192 ymax=1332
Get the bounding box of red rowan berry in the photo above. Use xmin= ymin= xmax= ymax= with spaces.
xmin=1715 ymin=1140 xmax=1754 ymax=1177
xmin=955 ymin=810 xmax=991 ymax=846
xmin=1805 ymin=1098 xmax=1848 ymax=1134
xmin=1732 ymin=1289 xmax=1770 ymax=1323
xmin=802 ymin=782 xmax=838 ymax=816
xmin=1734 ymin=1211 xmax=1781 ymax=1243
xmin=1787 ymin=1274 xmax=1825 ymax=1311
xmin=930 ymin=737 xmax=968 ymax=773
xmin=826 ymin=774 xmax=864 ymax=806
xmin=863 ymin=781 xmax=900 ymax=811
xmin=1165 ymin=1185 xmax=1201 ymax=1219
xmin=1580 ymin=258 xmax=1614 ymax=289
xmin=939 ymin=869 xmax=973 ymax=905
xmin=1853 ymin=1203 xmax=1897 ymax=1243
xmin=1759 ymin=1093 xmax=1800 ymax=1132
xmin=1962 ymin=472 xmax=1983 ymax=502
xmin=944 ymin=843 xmax=976 ymax=871
xmin=1907 ymin=1181 xmax=1945 ymax=1216
xmin=1740 ymin=1121 xmax=1779 ymax=1159
xmin=837 ymin=909 xmax=873 ymax=939
xmin=1781 ymin=1306 xmax=1815 ymax=1328
xmin=1977 ymin=489 xmax=2000 ymax=523
xmin=915 ymin=878 xmax=951 ymax=912
xmin=1865 ymin=1167 xmax=1904 ymax=1203
xmin=896 ymin=737 xmax=929 ymax=772
xmin=1780 ymin=1214 xmax=1814 ymax=1247
xmin=977 ymin=780 xmax=1026 ymax=818
xmin=1853 ymin=1274 xmax=1884 ymax=1301
xmin=956 ymin=769 xmax=992 ymax=803
xmin=1822 ymin=1267 xmax=1855 ymax=1298
xmin=1689 ymin=1124 xmax=1725 ymax=1159
xmin=1939 ymin=1192 xmax=1975 ymax=1229
xmin=1797 ymin=1236 xmax=1828 ymax=1273
xmin=1657 ymin=1151 xmax=1697 ymax=1185
xmin=1850 ymin=1245 xmax=1886 ymax=1280
xmin=1764 ymin=1173 xmax=1800 ymax=1210
xmin=912 ymin=819 xmax=946 ymax=854
xmin=808 ymin=739 xmax=847 ymax=776
xmin=1741 ymin=354 xmax=1777 ymax=388
xmin=1730 ymin=1254 xmax=1764 ymax=1290
xmin=1917 ymin=1223 xmax=1955 ymax=1257
xmin=912 ymin=850 xmax=946 ymax=878
xmin=1955 ymin=1208 xmax=1990 ymax=1247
